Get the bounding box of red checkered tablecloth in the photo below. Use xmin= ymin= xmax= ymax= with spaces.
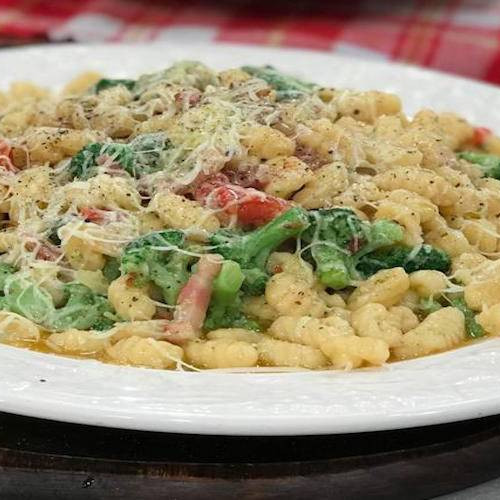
xmin=0 ymin=0 xmax=499 ymax=85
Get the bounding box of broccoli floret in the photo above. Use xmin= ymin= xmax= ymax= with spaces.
xmin=121 ymin=230 xmax=195 ymax=305
xmin=3 ymin=273 xmax=55 ymax=325
xmin=458 ymin=151 xmax=500 ymax=179
xmin=204 ymin=260 xmax=260 ymax=331
xmin=2 ymin=273 xmax=116 ymax=331
xmin=102 ymin=257 xmax=121 ymax=282
xmin=68 ymin=133 xmax=169 ymax=180
xmin=241 ymin=65 xmax=316 ymax=100
xmin=127 ymin=133 xmax=171 ymax=177
xmin=50 ymin=283 xmax=115 ymax=331
xmin=449 ymin=296 xmax=485 ymax=339
xmin=68 ymin=143 xmax=107 ymax=180
xmin=93 ymin=78 xmax=136 ymax=93
xmin=1 ymin=270 xmax=115 ymax=331
xmin=301 ymin=208 xmax=404 ymax=289
xmin=356 ymin=244 xmax=451 ymax=277
xmin=134 ymin=61 xmax=217 ymax=95
xmin=209 ymin=207 xmax=310 ymax=295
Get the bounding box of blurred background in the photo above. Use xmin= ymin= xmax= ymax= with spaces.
xmin=0 ymin=0 xmax=498 ymax=85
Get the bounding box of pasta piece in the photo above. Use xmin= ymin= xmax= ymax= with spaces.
xmin=334 ymin=90 xmax=401 ymax=123
xmin=347 ymin=268 xmax=410 ymax=310
xmin=8 ymin=166 xmax=55 ymax=223
xmin=110 ymin=320 xmax=170 ymax=342
xmin=62 ymin=234 xmax=106 ymax=271
xmin=206 ymin=328 xmax=263 ymax=343
xmin=464 ymin=277 xmax=500 ymax=311
xmin=351 ymin=303 xmax=403 ymax=347
xmin=151 ymin=191 xmax=220 ymax=237
xmin=293 ymin=163 xmax=348 ymax=209
xmin=461 ymin=219 xmax=498 ymax=253
xmin=386 ymin=190 xmax=438 ymax=224
xmin=46 ymin=329 xmax=109 ymax=355
xmin=365 ymin=142 xmax=422 ymax=168
xmin=388 ymin=306 xmax=419 ymax=333
xmin=267 ymin=252 xmax=314 ymax=284
xmin=261 ymin=156 xmax=314 ymax=199
xmin=242 ymin=125 xmax=295 ymax=159
xmin=265 ymin=272 xmax=326 ymax=318
xmin=11 ymin=127 xmax=104 ymax=167
xmin=393 ymin=307 xmax=465 ymax=360
xmin=106 ymin=336 xmax=183 ymax=369
xmin=61 ymin=174 xmax=141 ymax=211
xmin=257 ymin=337 xmax=328 ymax=369
xmin=108 ymin=275 xmax=156 ymax=321
xmin=62 ymin=71 xmax=102 ymax=95
xmin=424 ymin=216 xmax=473 ymax=258
xmin=451 ymin=253 xmax=500 ymax=285
xmin=241 ymin=296 xmax=279 ymax=324
xmin=374 ymin=167 xmax=457 ymax=207
xmin=409 ymin=270 xmax=447 ymax=298
xmin=320 ymin=336 xmax=390 ymax=369
xmin=374 ymin=200 xmax=422 ymax=245
xmin=296 ymin=118 xmax=366 ymax=165
xmin=137 ymin=212 xmax=165 ymax=234
xmin=268 ymin=315 xmax=353 ymax=348
xmin=185 ymin=338 xmax=258 ymax=369
xmin=477 ymin=305 xmax=500 ymax=335
xmin=0 ymin=311 xmax=40 ymax=343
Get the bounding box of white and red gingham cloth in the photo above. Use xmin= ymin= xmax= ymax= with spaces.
xmin=0 ymin=0 xmax=499 ymax=85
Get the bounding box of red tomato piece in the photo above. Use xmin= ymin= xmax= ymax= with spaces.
xmin=236 ymin=195 xmax=288 ymax=226
xmin=473 ymin=127 xmax=492 ymax=147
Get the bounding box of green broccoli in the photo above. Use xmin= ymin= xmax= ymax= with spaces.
xmin=204 ymin=260 xmax=260 ymax=331
xmin=134 ymin=61 xmax=217 ymax=95
xmin=102 ymin=257 xmax=121 ymax=282
xmin=2 ymin=273 xmax=116 ymax=331
xmin=458 ymin=151 xmax=500 ymax=179
xmin=449 ymin=296 xmax=485 ymax=339
xmin=93 ymin=78 xmax=136 ymax=94
xmin=209 ymin=207 xmax=310 ymax=295
xmin=68 ymin=133 xmax=170 ymax=180
xmin=301 ymin=208 xmax=404 ymax=289
xmin=356 ymin=244 xmax=451 ymax=277
xmin=127 ymin=133 xmax=171 ymax=177
xmin=120 ymin=230 xmax=196 ymax=305
xmin=50 ymin=283 xmax=115 ymax=331
xmin=3 ymin=273 xmax=55 ymax=325
xmin=241 ymin=65 xmax=316 ymax=100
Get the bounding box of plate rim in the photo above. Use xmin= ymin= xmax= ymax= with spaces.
xmin=0 ymin=42 xmax=499 ymax=435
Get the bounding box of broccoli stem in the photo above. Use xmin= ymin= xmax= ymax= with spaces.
xmin=241 ymin=207 xmax=310 ymax=269
xmin=204 ymin=260 xmax=259 ymax=331
xmin=310 ymin=245 xmax=351 ymax=290
xmin=450 ymin=296 xmax=485 ymax=339
xmin=210 ymin=207 xmax=310 ymax=295
xmin=212 ymin=260 xmax=245 ymax=303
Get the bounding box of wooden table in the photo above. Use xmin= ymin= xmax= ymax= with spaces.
xmin=1 ymin=412 xmax=500 ymax=499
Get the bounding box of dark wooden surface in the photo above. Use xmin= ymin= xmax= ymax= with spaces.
xmin=2 ymin=412 xmax=500 ymax=499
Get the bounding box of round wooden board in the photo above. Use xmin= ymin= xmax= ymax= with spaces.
xmin=1 ymin=412 xmax=500 ymax=500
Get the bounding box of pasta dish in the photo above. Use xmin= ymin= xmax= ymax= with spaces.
xmin=0 ymin=61 xmax=498 ymax=371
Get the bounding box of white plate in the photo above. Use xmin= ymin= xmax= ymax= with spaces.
xmin=0 ymin=43 xmax=500 ymax=436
